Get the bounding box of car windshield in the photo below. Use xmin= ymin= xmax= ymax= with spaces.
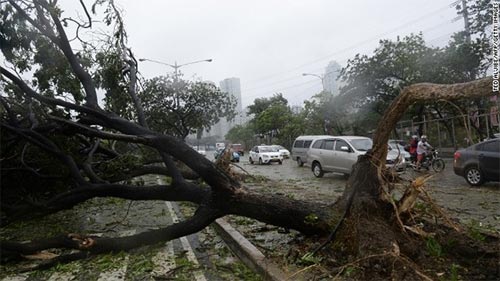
xmin=260 ymin=146 xmax=278 ymax=152
xmin=350 ymin=139 xmax=373 ymax=151
xmin=272 ymin=145 xmax=285 ymax=150
xmin=389 ymin=143 xmax=405 ymax=151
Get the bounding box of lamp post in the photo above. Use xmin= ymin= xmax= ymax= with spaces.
xmin=138 ymin=58 xmax=213 ymax=79
xmin=302 ymin=73 xmax=325 ymax=91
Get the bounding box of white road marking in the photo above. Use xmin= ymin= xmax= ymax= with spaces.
xmin=48 ymin=271 xmax=75 ymax=281
xmin=1 ymin=274 xmax=29 ymax=281
xmin=157 ymin=176 xmax=207 ymax=281
xmin=151 ymin=241 xmax=176 ymax=277
xmin=97 ymin=229 xmax=136 ymax=281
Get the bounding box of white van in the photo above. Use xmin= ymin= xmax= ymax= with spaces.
xmin=291 ymin=135 xmax=331 ymax=167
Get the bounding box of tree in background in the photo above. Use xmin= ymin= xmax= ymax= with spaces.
xmin=225 ymin=123 xmax=256 ymax=150
xmin=246 ymin=93 xmax=288 ymax=116
xmin=245 ymin=93 xmax=293 ymax=145
xmin=337 ymin=28 xmax=490 ymax=139
xmin=302 ymin=91 xmax=348 ymax=135
xmin=141 ymin=75 xmax=237 ymax=140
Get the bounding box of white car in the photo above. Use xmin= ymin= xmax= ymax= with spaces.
xmin=249 ymin=145 xmax=283 ymax=165
xmin=192 ymin=146 xmax=206 ymax=156
xmin=272 ymin=145 xmax=290 ymax=159
xmin=388 ymin=140 xmax=411 ymax=164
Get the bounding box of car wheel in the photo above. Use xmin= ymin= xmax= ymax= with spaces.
xmin=258 ymin=158 xmax=263 ymax=165
xmin=249 ymin=157 xmax=253 ymax=164
xmin=297 ymin=158 xmax=304 ymax=167
xmin=465 ymin=166 xmax=484 ymax=186
xmin=279 ymin=160 xmax=282 ymax=165
xmin=312 ymin=162 xmax=324 ymax=178
xmin=432 ymin=159 xmax=445 ymax=172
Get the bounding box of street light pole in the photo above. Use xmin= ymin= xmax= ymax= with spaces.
xmin=138 ymin=58 xmax=213 ymax=79
xmin=302 ymin=73 xmax=325 ymax=91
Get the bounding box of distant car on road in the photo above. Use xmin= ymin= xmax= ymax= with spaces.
xmin=230 ymin=143 xmax=245 ymax=156
xmin=453 ymin=138 xmax=500 ymax=186
xmin=214 ymin=148 xmax=240 ymax=162
xmin=272 ymin=145 xmax=290 ymax=159
xmin=192 ymin=146 xmax=206 ymax=156
xmin=249 ymin=145 xmax=283 ymax=165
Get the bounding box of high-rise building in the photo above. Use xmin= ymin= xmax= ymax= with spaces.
xmin=219 ymin=78 xmax=242 ymax=114
xmin=323 ymin=61 xmax=342 ymax=95
xmin=207 ymin=77 xmax=244 ymax=140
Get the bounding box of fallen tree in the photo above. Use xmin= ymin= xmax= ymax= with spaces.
xmin=1 ymin=1 xmax=498 ymax=279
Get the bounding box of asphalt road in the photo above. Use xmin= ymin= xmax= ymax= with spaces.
xmin=230 ymin=154 xmax=500 ymax=232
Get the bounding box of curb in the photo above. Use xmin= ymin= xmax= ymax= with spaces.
xmin=212 ymin=218 xmax=287 ymax=281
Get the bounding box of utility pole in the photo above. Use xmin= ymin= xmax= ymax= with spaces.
xmin=461 ymin=0 xmax=471 ymax=43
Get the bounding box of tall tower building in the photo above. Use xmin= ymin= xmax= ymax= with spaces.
xmin=323 ymin=61 xmax=342 ymax=95
xmin=208 ymin=77 xmax=243 ymax=140
xmin=219 ymin=78 xmax=242 ymax=113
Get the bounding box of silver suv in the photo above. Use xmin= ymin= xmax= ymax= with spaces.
xmin=307 ymin=136 xmax=371 ymax=177
xmin=307 ymin=136 xmax=405 ymax=177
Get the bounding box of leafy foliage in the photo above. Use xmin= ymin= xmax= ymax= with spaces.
xmin=141 ymin=75 xmax=237 ymax=139
xmin=337 ymin=31 xmax=488 ymax=133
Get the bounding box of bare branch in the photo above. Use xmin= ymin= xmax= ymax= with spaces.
xmin=82 ymin=139 xmax=107 ymax=184
xmin=1 ymin=123 xmax=86 ymax=185
xmin=5 ymin=182 xmax=209 ymax=223
xmin=37 ymin=0 xmax=99 ymax=107
xmin=2 ymin=205 xmax=222 ymax=260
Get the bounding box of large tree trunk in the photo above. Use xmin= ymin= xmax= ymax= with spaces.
xmin=331 ymin=78 xmax=494 ymax=257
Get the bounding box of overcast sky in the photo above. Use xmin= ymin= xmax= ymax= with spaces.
xmin=93 ymin=1 xmax=464 ymax=107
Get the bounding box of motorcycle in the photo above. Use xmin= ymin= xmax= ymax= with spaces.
xmin=410 ymin=149 xmax=445 ymax=172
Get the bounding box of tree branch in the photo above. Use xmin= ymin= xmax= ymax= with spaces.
xmin=2 ymin=205 xmax=222 ymax=260
xmin=4 ymin=182 xmax=209 ymax=223
xmin=371 ymin=77 xmax=493 ymax=168
xmin=1 ymin=123 xmax=86 ymax=185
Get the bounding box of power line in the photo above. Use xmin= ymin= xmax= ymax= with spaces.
xmin=243 ymin=17 xmax=457 ymax=96
xmin=243 ymin=29 xmax=462 ymax=107
xmin=244 ymin=2 xmax=456 ymax=86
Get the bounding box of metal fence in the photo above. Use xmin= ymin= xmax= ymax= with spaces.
xmin=394 ymin=111 xmax=500 ymax=152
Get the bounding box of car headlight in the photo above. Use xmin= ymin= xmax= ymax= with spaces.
xmin=262 ymin=154 xmax=269 ymax=158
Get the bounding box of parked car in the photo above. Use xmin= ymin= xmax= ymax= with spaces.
xmin=307 ymin=136 xmax=405 ymax=177
xmin=272 ymin=145 xmax=290 ymax=158
xmin=249 ymin=145 xmax=283 ymax=165
xmin=230 ymin=143 xmax=245 ymax=156
xmin=388 ymin=140 xmax=411 ymax=164
xmin=453 ymin=138 xmax=500 ymax=186
xmin=192 ymin=146 xmax=206 ymax=156
xmin=291 ymin=135 xmax=331 ymax=167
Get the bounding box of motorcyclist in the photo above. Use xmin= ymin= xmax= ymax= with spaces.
xmin=416 ymin=135 xmax=433 ymax=170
